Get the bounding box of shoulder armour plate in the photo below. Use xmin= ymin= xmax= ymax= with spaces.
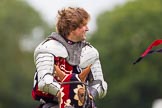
xmin=34 ymin=39 xmax=68 ymax=59
xmin=79 ymin=45 xmax=99 ymax=68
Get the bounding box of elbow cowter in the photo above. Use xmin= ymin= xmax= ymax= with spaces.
xmin=89 ymin=80 xmax=108 ymax=99
xmin=38 ymin=74 xmax=60 ymax=96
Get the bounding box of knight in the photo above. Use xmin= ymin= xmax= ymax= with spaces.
xmin=32 ymin=7 xmax=108 ymax=108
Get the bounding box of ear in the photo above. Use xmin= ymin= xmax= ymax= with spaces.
xmin=54 ymin=65 xmax=66 ymax=81
xmin=79 ymin=65 xmax=92 ymax=82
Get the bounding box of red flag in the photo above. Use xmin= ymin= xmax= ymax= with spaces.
xmin=141 ymin=39 xmax=162 ymax=57
xmin=133 ymin=39 xmax=162 ymax=64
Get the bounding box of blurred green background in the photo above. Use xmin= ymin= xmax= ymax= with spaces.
xmin=0 ymin=0 xmax=162 ymax=108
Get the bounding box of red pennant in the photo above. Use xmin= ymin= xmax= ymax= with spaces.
xmin=141 ymin=39 xmax=162 ymax=57
xmin=133 ymin=39 xmax=162 ymax=64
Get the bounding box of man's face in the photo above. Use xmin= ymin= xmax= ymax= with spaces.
xmin=71 ymin=24 xmax=89 ymax=42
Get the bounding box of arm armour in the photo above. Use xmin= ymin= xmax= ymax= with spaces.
xmin=89 ymin=60 xmax=108 ymax=99
xmin=79 ymin=45 xmax=108 ymax=99
xmin=34 ymin=39 xmax=68 ymax=96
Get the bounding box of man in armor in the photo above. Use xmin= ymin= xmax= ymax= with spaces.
xmin=32 ymin=7 xmax=108 ymax=108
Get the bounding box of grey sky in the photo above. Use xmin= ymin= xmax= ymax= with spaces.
xmin=26 ymin=0 xmax=127 ymax=33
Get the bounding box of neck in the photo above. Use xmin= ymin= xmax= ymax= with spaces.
xmin=66 ymin=33 xmax=79 ymax=43
xmin=64 ymin=36 xmax=76 ymax=44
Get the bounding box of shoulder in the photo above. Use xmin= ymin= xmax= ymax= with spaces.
xmin=34 ymin=39 xmax=68 ymax=58
xmin=79 ymin=45 xmax=99 ymax=68
xmin=82 ymin=45 xmax=99 ymax=56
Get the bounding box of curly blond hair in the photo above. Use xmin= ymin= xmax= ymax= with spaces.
xmin=56 ymin=7 xmax=90 ymax=37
